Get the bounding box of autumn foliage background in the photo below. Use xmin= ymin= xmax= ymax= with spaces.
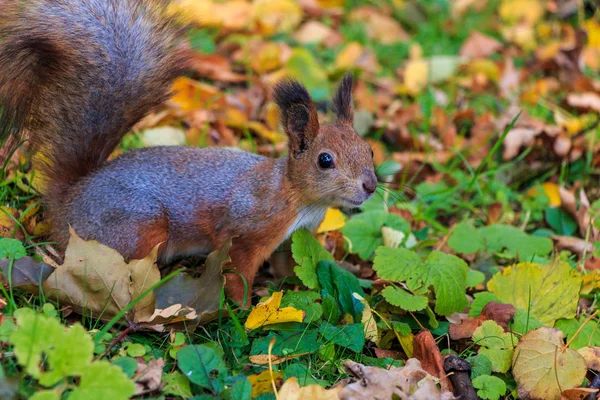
xmin=2 ymin=0 xmax=600 ymax=399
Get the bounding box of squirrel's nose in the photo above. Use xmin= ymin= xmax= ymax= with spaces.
xmin=362 ymin=173 xmax=377 ymax=194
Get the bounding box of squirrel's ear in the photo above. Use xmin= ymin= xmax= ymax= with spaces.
xmin=332 ymin=73 xmax=354 ymax=126
xmin=273 ymin=79 xmax=320 ymax=157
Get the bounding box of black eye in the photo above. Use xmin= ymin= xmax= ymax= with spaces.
xmin=370 ymin=148 xmax=374 ymax=158
xmin=318 ymin=153 xmax=334 ymax=169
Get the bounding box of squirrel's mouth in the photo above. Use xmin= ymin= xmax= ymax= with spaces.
xmin=340 ymin=198 xmax=364 ymax=207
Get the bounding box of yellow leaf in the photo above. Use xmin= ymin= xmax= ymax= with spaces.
xmin=248 ymin=352 xmax=312 ymax=365
xmin=335 ymin=42 xmax=363 ymax=70
xmin=513 ymin=327 xmax=586 ymax=400
xmin=0 ymin=207 xmax=18 ymax=237
xmin=467 ymin=59 xmax=500 ymax=82
xmin=499 ymin=0 xmax=544 ymax=25
xmin=581 ymin=271 xmax=600 ymax=295
xmin=248 ymin=370 xmax=283 ymax=398
xmin=402 ymin=59 xmax=429 ymax=96
xmin=170 ymin=77 xmax=223 ymax=112
xmin=252 ymin=0 xmax=303 ymax=36
xmin=542 ymin=182 xmax=561 ymax=207
xmin=398 ymin=332 xmax=414 ymax=358
xmin=170 ymin=0 xmax=251 ymax=30
xmin=278 ymin=377 xmax=342 ymax=400
xmin=578 ymin=346 xmax=600 ymax=370
xmin=316 ymin=208 xmax=345 ymax=233
xmin=586 ymin=20 xmax=600 ymax=49
xmin=487 ymin=261 xmax=582 ymax=326
xmin=244 ymin=292 xmax=304 ymax=330
xmin=316 ymin=0 xmax=345 ymax=8
xmin=250 ymin=42 xmax=283 ymax=74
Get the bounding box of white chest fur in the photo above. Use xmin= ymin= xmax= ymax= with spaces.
xmin=283 ymin=205 xmax=328 ymax=241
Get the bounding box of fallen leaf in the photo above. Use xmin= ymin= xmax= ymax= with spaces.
xmin=294 ymin=21 xmax=341 ymax=47
xmin=133 ymin=358 xmax=164 ymax=395
xmin=542 ymin=182 xmax=561 ymax=207
xmin=245 ymin=292 xmax=304 ymax=330
xmin=459 ymin=32 xmax=503 ymax=58
xmin=278 ymin=377 xmax=341 ymax=400
xmin=0 ymin=257 xmax=54 ymax=287
xmin=348 ymin=7 xmax=408 ymax=44
xmin=413 ymin=330 xmax=453 ymax=393
xmin=449 ymin=302 xmax=517 ymax=340
xmin=248 ymin=369 xmax=283 ymax=398
xmin=142 ymin=127 xmax=186 ymax=147
xmin=577 ymin=346 xmax=600 ymax=370
xmin=248 ymin=352 xmax=312 ymax=365
xmin=252 ymin=0 xmax=303 ymax=36
xmin=562 ymin=388 xmax=599 ymax=400
xmin=187 ymin=54 xmax=246 ymax=83
xmin=339 ymin=358 xmax=454 ymax=400
xmin=512 ymin=327 xmax=586 ymax=400
xmin=487 ymin=261 xmax=582 ymax=326
xmin=316 ymin=208 xmax=345 ymax=233
xmin=567 ymin=92 xmax=600 ymax=113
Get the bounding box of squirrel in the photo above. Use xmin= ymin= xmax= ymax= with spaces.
xmin=0 ymin=0 xmax=378 ymax=304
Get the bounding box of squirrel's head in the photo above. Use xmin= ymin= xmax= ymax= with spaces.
xmin=274 ymin=74 xmax=377 ymax=208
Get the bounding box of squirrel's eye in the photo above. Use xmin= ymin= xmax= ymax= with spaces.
xmin=370 ymin=148 xmax=374 ymax=158
xmin=318 ymin=153 xmax=334 ymax=169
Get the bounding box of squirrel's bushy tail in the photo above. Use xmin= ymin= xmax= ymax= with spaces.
xmin=0 ymin=0 xmax=186 ymax=202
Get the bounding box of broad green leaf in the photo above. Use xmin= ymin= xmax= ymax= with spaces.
xmin=487 ymin=261 xmax=581 ymax=325
xmin=373 ymin=247 xmax=424 ymax=287
xmin=281 ymin=291 xmax=323 ymax=323
xmin=284 ymin=364 xmax=321 ymax=386
xmin=0 ymin=238 xmax=26 ymax=259
xmin=69 ymin=361 xmax=135 ymax=400
xmin=472 ymin=321 xmax=516 ymax=373
xmin=251 ymin=330 xmax=320 ymax=358
xmin=317 ymin=260 xmax=364 ymax=322
xmin=467 ymin=354 xmax=492 ymax=379
xmin=466 ymin=269 xmax=485 ymax=288
xmin=125 ymin=343 xmax=146 ymax=357
xmin=472 ymin=375 xmax=507 ymax=400
xmin=424 ymin=251 xmax=469 ymax=316
xmin=225 ymin=377 xmax=252 ymax=400
xmin=380 ymin=286 xmax=428 ymax=311
xmin=112 ymin=357 xmax=138 ymax=378
xmin=285 ymin=48 xmax=330 ymax=101
xmin=545 ymin=207 xmax=577 ymax=235
xmin=556 ymin=317 xmax=600 ymax=349
xmin=319 ymin=322 xmax=365 ymax=353
xmin=448 ymin=221 xmax=484 ymax=254
xmin=30 ymin=391 xmax=60 ymax=400
xmin=292 ymin=229 xmax=333 ymax=289
xmin=341 ymin=211 xmax=409 ymax=260
xmin=509 ymin=309 xmax=544 ymax=335
xmin=0 ymin=318 xmax=15 ymax=342
xmin=479 ymin=225 xmax=553 ymax=260
xmin=163 ymin=371 xmax=193 ymax=399
xmin=38 ymin=323 xmax=94 ymax=386
xmin=177 ymin=344 xmax=227 ymax=392
xmin=468 ymin=292 xmax=501 ymax=317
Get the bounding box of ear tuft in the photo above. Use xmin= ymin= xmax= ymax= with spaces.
xmin=273 ymin=78 xmax=319 ymax=156
xmin=332 ymin=73 xmax=354 ymax=125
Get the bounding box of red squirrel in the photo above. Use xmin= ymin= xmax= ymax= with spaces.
xmin=0 ymin=0 xmax=377 ymax=304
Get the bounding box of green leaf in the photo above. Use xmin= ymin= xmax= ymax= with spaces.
xmin=479 ymin=225 xmax=553 ymax=260
xmin=373 ymin=247 xmax=424 ymax=287
xmin=472 ymin=375 xmax=507 ymax=400
xmin=319 ymin=322 xmax=364 ymax=353
xmin=30 ymin=391 xmax=60 ymax=400
xmin=472 ymin=321 xmax=516 ymax=373
xmin=292 ymin=229 xmax=333 ymax=289
xmin=556 ymin=317 xmax=600 ymax=349
xmin=466 ymin=269 xmax=485 ymax=288
xmin=225 ymin=377 xmax=252 ymax=400
xmin=163 ymin=371 xmax=193 ymax=399
xmin=468 ymin=292 xmax=501 ymax=317
xmin=509 ymin=309 xmax=544 ymax=335
xmin=177 ymin=344 xmax=227 ymax=393
xmin=285 ymin=48 xmax=330 ymax=101
xmin=448 ymin=221 xmax=484 ymax=254
xmin=126 ymin=343 xmax=146 ymax=357
xmin=0 ymin=238 xmax=26 ymax=259
xmin=341 ymin=211 xmax=410 ymax=260
xmin=280 ymin=291 xmax=323 ymax=323
xmin=0 ymin=318 xmax=15 ymax=342
xmin=284 ymin=364 xmax=320 ymax=386
xmin=69 ymin=361 xmax=135 ymax=400
xmin=424 ymin=251 xmax=469 ymax=316
xmin=317 ymin=260 xmax=365 ymax=322
xmin=251 ymin=330 xmax=320 ymax=358
xmin=545 ymin=208 xmax=577 ymax=235
xmin=380 ymin=286 xmax=428 ymax=311
xmin=112 ymin=357 xmax=138 ymax=378
xmin=467 ymin=354 xmax=492 ymax=380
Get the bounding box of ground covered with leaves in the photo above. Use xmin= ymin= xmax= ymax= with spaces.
xmin=2 ymin=0 xmax=600 ymax=399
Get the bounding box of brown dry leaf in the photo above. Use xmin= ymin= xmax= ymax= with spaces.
xmin=294 ymin=21 xmax=341 ymax=47
xmin=187 ymin=54 xmax=246 ymax=83
xmin=133 ymin=358 xmax=164 ymax=395
xmin=567 ymin=92 xmax=600 ymax=113
xmin=348 ymin=7 xmax=408 ymax=44
xmin=339 ymin=358 xmax=454 ymax=400
xmin=449 ymin=302 xmax=517 ymax=340
xmin=562 ymin=388 xmax=599 ymax=400
xmin=40 ymin=228 xmax=160 ymax=323
xmin=459 ymin=31 xmax=503 ymax=58
xmin=278 ymin=377 xmax=342 ymax=400
xmin=0 ymin=257 xmax=54 ymax=288
xmin=412 ymin=330 xmax=453 ymax=393
xmin=512 ymin=327 xmax=587 ymax=400
xmin=552 ymin=235 xmax=594 ymax=256
xmin=577 ymin=346 xmax=600 ymax=370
